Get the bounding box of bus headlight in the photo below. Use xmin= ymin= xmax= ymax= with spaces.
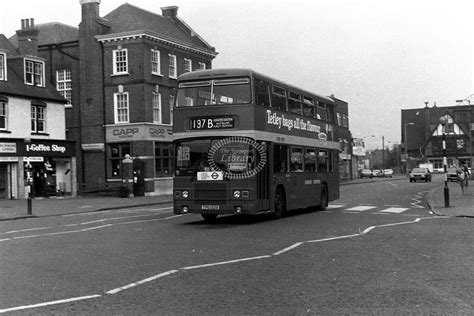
xmin=233 ymin=190 xmax=241 ymax=198
xmin=182 ymin=191 xmax=189 ymax=199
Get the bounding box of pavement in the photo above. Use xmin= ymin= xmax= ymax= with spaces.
xmin=0 ymin=194 xmax=173 ymax=221
xmin=0 ymin=176 xmax=472 ymax=221
xmin=426 ymin=180 xmax=474 ymax=218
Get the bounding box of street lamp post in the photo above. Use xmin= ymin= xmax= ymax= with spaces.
xmin=404 ymin=122 xmax=414 ymax=175
xmin=439 ymin=117 xmax=450 ymax=207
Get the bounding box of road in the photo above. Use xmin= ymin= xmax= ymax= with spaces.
xmin=1 ymin=174 xmax=473 ymax=314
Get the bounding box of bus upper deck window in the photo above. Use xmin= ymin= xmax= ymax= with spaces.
xmin=254 ymin=79 xmax=271 ymax=107
xmin=303 ymin=97 xmax=314 ymax=117
xmin=288 ymin=92 xmax=302 ymax=115
xmin=271 ymin=85 xmax=287 ymax=111
xmin=212 ymin=78 xmax=251 ymax=105
xmin=177 ymin=81 xmax=211 ymax=107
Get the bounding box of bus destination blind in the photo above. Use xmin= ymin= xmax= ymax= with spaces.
xmin=189 ymin=117 xmax=235 ymax=130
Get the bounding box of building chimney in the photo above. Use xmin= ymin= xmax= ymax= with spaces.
xmin=16 ymin=18 xmax=39 ymax=56
xmin=161 ymin=6 xmax=179 ymax=18
xmin=80 ymin=0 xmax=101 ymax=24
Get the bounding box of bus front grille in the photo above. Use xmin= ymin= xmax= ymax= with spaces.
xmin=194 ymin=183 xmax=227 ymax=201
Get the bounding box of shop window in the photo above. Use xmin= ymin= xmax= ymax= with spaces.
xmin=273 ymin=144 xmax=288 ymax=173
xmin=109 ymin=143 xmax=130 ymax=178
xmin=155 ymin=143 xmax=173 ymax=177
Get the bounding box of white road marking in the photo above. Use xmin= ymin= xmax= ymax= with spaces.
xmin=1 ymin=208 xmax=177 ymax=243
xmin=106 ymin=270 xmax=179 ymax=294
xmin=345 ymin=206 xmax=377 ymax=212
xmin=1 ymin=226 xmax=52 ymax=235
xmin=0 ymin=295 xmax=101 ymax=314
xmin=306 ymin=234 xmax=360 ymax=243
xmin=385 ymin=181 xmax=398 ymax=188
xmin=326 ymin=204 xmax=346 ymax=209
xmin=1 ymin=216 xmax=451 ymax=313
xmin=378 ymin=207 xmax=410 ymax=214
xmin=273 ymin=242 xmax=304 ymax=256
xmin=181 ymin=255 xmax=272 ymax=270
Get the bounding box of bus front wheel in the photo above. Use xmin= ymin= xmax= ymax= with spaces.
xmin=317 ymin=186 xmax=328 ymax=211
xmin=202 ymin=214 xmax=218 ymax=222
xmin=273 ymin=188 xmax=286 ymax=219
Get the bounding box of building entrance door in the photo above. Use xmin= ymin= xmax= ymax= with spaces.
xmin=0 ymin=164 xmax=7 ymax=199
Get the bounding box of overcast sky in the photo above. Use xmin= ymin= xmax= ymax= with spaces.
xmin=1 ymin=0 xmax=472 ymax=149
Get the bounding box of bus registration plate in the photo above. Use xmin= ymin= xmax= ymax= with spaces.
xmin=202 ymin=205 xmax=220 ymax=210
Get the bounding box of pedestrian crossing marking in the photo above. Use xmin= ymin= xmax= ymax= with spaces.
xmin=378 ymin=207 xmax=410 ymax=214
xmin=345 ymin=206 xmax=377 ymax=212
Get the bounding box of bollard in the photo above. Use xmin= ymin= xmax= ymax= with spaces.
xmin=27 ymin=196 xmax=32 ymax=215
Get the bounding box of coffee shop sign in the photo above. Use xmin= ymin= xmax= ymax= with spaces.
xmin=26 ymin=143 xmax=66 ymax=153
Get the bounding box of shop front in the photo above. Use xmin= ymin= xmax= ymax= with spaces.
xmin=105 ymin=123 xmax=173 ymax=196
xmin=0 ymin=139 xmax=76 ymax=199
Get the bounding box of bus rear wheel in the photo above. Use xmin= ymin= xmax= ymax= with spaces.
xmin=317 ymin=186 xmax=328 ymax=211
xmin=202 ymin=214 xmax=218 ymax=222
xmin=273 ymin=188 xmax=286 ymax=219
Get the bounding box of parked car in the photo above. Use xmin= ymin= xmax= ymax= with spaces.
xmin=409 ymin=167 xmax=432 ymax=182
xmin=382 ymin=169 xmax=394 ymax=177
xmin=359 ymin=169 xmax=373 ymax=178
xmin=372 ymin=169 xmax=383 ymax=177
xmin=446 ymin=167 xmax=458 ymax=182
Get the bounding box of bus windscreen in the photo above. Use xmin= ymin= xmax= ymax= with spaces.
xmin=177 ymin=78 xmax=251 ymax=107
xmin=175 ymin=138 xmax=258 ymax=176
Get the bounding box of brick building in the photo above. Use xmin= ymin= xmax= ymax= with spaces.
xmin=401 ymin=101 xmax=473 ymax=173
xmin=331 ymin=95 xmax=356 ymax=180
xmin=9 ymin=0 xmax=217 ymax=195
xmin=0 ymin=20 xmax=76 ymax=199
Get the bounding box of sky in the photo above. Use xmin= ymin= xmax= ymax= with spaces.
xmin=1 ymin=0 xmax=473 ymax=150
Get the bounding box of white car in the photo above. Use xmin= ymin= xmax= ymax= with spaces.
xmin=382 ymin=169 xmax=394 ymax=177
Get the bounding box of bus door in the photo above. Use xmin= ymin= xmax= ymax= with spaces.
xmin=289 ymin=147 xmax=313 ymax=208
xmin=256 ymin=142 xmax=270 ymax=211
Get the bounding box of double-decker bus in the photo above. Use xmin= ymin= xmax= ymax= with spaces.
xmin=173 ymin=68 xmax=340 ymax=221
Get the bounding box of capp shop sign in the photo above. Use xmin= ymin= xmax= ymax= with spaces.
xmin=26 ymin=143 xmax=67 ymax=153
xmin=113 ymin=128 xmax=139 ymax=138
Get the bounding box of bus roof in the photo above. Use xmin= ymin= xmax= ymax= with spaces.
xmin=177 ymin=68 xmax=336 ymax=104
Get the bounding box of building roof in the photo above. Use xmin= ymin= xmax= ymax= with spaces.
xmin=0 ymin=63 xmax=67 ymax=103
xmin=401 ymin=105 xmax=472 ymax=153
xmin=6 ymin=3 xmax=215 ymax=56
xmin=0 ymin=36 xmax=67 ymax=103
xmin=102 ymin=3 xmax=215 ymax=53
xmin=8 ymin=22 xmax=79 ymax=46
xmin=0 ymin=34 xmax=19 ymax=55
